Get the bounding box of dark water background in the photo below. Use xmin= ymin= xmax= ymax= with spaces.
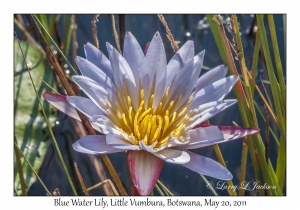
xmin=20 ymin=14 xmax=285 ymax=196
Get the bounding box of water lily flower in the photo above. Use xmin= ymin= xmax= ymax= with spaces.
xmin=43 ymin=31 xmax=259 ymax=195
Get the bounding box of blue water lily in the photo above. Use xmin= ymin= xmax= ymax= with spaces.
xmin=44 ymin=31 xmax=259 ymax=195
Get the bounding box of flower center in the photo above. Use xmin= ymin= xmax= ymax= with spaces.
xmin=105 ymin=81 xmax=194 ymax=148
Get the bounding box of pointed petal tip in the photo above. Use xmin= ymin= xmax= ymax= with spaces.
xmin=84 ymin=42 xmax=93 ymax=48
xmin=251 ymin=127 xmax=260 ymax=134
xmin=71 ymin=75 xmax=80 ymax=82
xmin=43 ymin=92 xmax=66 ymax=101
xmin=187 ymin=40 xmax=194 ymax=45
xmin=232 ymin=74 xmax=239 ymax=81
xmin=193 ymin=124 xmax=260 ymax=136
xmin=105 ymin=42 xmax=112 ymax=49
xmin=182 ymin=151 xmax=233 ymax=180
xmin=43 ymin=91 xmax=52 ymax=97
xmin=153 ymin=31 xmax=163 ymax=40
xmin=43 ymin=92 xmax=53 ymax=102
xmin=75 ymin=56 xmax=83 ymax=62
xmin=42 ymin=91 xmax=50 ymax=98
xmin=219 ymin=171 xmax=233 ymax=180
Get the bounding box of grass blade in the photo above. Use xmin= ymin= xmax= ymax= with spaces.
xmin=14 ymin=140 xmax=51 ymax=196
xmin=254 ymin=102 xmax=279 ymax=145
xmin=37 ymin=76 xmax=59 ymax=94
xmin=250 ymin=27 xmax=260 ymax=97
xmin=155 ymin=184 xmax=165 ymax=196
xmin=207 ymin=14 xmax=281 ymax=195
xmin=199 ymin=174 xmax=218 ymax=196
xmin=28 ymin=14 xmax=128 ymax=196
xmin=36 ymin=15 xmax=51 ymax=44
xmin=157 ymin=180 xmax=174 ymax=196
xmin=15 ymin=33 xmax=78 ymax=195
xmin=231 ymin=122 xmax=249 ymax=196
xmin=206 ymin=14 xmax=227 ymax=62
xmin=256 ymin=15 xmax=285 ymax=139
xmin=14 ymin=17 xmax=44 ymax=55
xmin=14 ymin=135 xmax=27 ymax=196
xmin=267 ymin=15 xmax=286 ymax=107
xmin=213 ymin=145 xmax=237 ymax=196
xmin=74 ymin=162 xmax=89 ymax=196
xmin=276 ymin=136 xmax=286 ymax=189
xmin=230 ymin=14 xmax=257 ymax=131
xmin=33 ymin=15 xmax=77 ymax=75
xmin=63 ymin=15 xmax=73 ymax=56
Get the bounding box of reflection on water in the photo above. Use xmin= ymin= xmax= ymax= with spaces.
xmin=27 ymin=14 xmax=285 ymax=196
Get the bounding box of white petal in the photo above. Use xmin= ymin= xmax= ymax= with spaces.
xmin=188 ymin=100 xmax=237 ymax=129
xmin=166 ymin=135 xmax=190 ymax=148
xmin=189 ymin=50 xmax=205 ymax=90
xmin=106 ymin=42 xmax=136 ymax=88
xmin=84 ymin=42 xmax=114 ymax=82
xmin=43 ymin=92 xmax=104 ymax=133
xmin=123 ymin=31 xmax=144 ymax=86
xmin=153 ymin=148 xmax=190 ymax=164
xmin=166 ymin=40 xmax=194 ymax=87
xmin=123 ymin=32 xmax=145 ymax=112
xmin=106 ymin=133 xmax=140 ymax=150
xmin=72 ymin=75 xmax=108 ymax=111
xmin=139 ymin=140 xmax=165 ymax=153
xmin=194 ymin=64 xmax=228 ymax=93
xmin=90 ymin=115 xmax=121 ymax=135
xmin=182 ymin=151 xmax=233 ymax=180
xmin=106 ymin=42 xmax=138 ymax=110
xmin=72 ymin=135 xmax=123 ymax=154
xmin=191 ymin=75 xmax=238 ymax=109
xmin=75 ymin=57 xmax=117 ymax=102
xmin=168 ymin=58 xmax=194 ymax=101
xmin=183 ymin=125 xmax=259 ymax=149
xmin=178 ymin=125 xmax=226 ymax=150
xmin=76 ymin=56 xmax=113 ymax=89
xmin=127 ymin=150 xmax=164 ymax=195
xmin=141 ymin=32 xmax=167 ymax=110
xmin=67 ymin=96 xmax=105 ymax=119
xmin=175 ymin=50 xmax=205 ymax=110
xmin=43 ymin=92 xmax=80 ymax=121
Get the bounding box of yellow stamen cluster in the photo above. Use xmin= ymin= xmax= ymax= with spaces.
xmin=105 ymin=81 xmax=194 ymax=149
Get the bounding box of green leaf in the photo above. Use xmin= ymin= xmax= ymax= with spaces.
xmin=206 ymin=15 xmax=227 ymax=64
xmin=14 ymin=40 xmax=55 ymax=194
